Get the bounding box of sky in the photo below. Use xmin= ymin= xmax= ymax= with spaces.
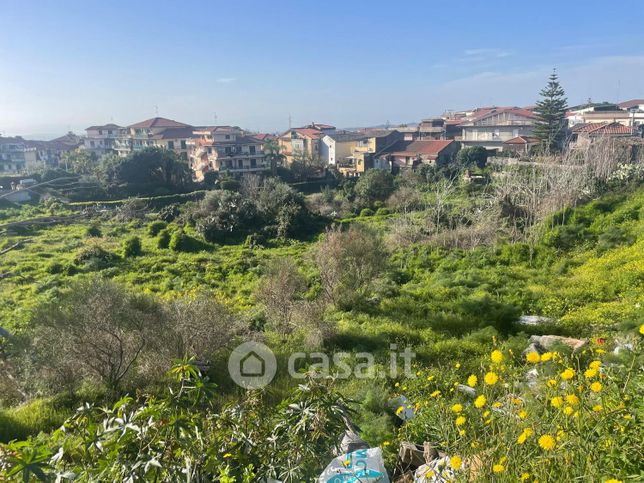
xmin=1 ymin=0 xmax=643 ymax=139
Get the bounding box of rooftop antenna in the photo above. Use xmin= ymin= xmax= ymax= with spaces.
xmin=213 ymin=112 xmax=218 ymax=125
xmin=154 ymin=105 xmax=159 ymax=116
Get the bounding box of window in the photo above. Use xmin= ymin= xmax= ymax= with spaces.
xmin=249 ymin=145 xmax=256 ymax=154
xmin=108 ymin=130 xmax=113 ymax=135
xmin=90 ymin=141 xmax=95 ymax=147
xmin=207 ymin=147 xmax=212 ymax=154
xmin=238 ymin=159 xmax=243 ymax=168
xmin=181 ymin=140 xmax=187 ymax=149
xmin=225 ymin=147 xmax=232 ymax=154
xmin=250 ymin=158 xmax=256 ymax=168
xmin=168 ymin=141 xmax=175 ymax=149
xmin=225 ymin=135 xmax=230 ymax=140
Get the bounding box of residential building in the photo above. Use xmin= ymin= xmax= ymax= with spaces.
xmin=503 ymin=136 xmax=539 ymax=156
xmin=459 ymin=107 xmax=536 ymax=152
xmin=395 ymin=118 xmax=447 ymax=141
xmin=278 ymin=123 xmax=335 ymax=164
xmin=321 ymin=130 xmax=403 ymax=176
xmin=26 ymin=132 xmax=84 ymax=168
xmin=84 ymin=123 xmax=123 ymax=156
xmin=113 ymin=117 xmax=194 ymax=159
xmin=320 ymin=132 xmax=366 ymax=166
xmin=377 ymin=139 xmax=460 ymax=172
xmin=188 ymin=126 xmax=269 ymax=180
xmin=618 ymin=99 xmax=644 ymax=111
xmin=566 ymin=102 xmax=621 ymax=126
xmin=569 ymin=122 xmax=635 ymax=148
xmin=0 ymin=136 xmax=38 ymax=173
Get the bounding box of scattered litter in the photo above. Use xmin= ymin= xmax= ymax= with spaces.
xmin=319 ymin=447 xmax=390 ymax=482
xmin=525 ymin=335 xmax=587 ymax=354
xmin=389 ymin=395 xmax=415 ymax=421
xmin=338 ymin=429 xmax=369 ymax=454
xmin=456 ymin=384 xmax=476 ymax=398
xmin=413 ymin=456 xmax=455 ymax=482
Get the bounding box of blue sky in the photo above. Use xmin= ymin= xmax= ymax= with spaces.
xmin=1 ymin=0 xmax=643 ymax=138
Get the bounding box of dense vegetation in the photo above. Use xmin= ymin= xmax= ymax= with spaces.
xmin=1 ymin=139 xmax=643 ymax=481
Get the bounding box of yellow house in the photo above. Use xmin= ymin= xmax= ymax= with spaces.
xmin=278 ymin=123 xmax=335 ymax=164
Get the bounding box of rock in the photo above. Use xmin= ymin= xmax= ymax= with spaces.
xmin=518 ymin=315 xmax=553 ymax=326
xmin=525 ymin=368 xmax=539 ymax=389
xmin=522 ymin=342 xmax=541 ymax=356
xmin=527 ymin=335 xmax=587 ymax=353
xmin=456 ymin=384 xmax=476 ymax=398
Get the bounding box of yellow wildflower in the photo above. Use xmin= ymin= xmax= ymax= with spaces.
xmin=550 ymin=396 xmax=563 ymax=408
xmin=395 ymin=406 xmax=404 ymax=416
xmin=394 ymin=382 xmax=400 ymax=387
xmin=455 ymin=416 xmax=466 ymax=426
xmin=425 ymin=470 xmax=435 ymax=478
xmin=427 ymin=375 xmax=434 ymax=381
xmin=483 ymin=410 xmax=490 ymax=418
xmin=521 ymin=473 xmax=530 ymax=481
xmin=560 ymin=368 xmax=575 ymax=380
xmin=563 ymin=406 xmax=574 ymax=416
xmin=512 ymin=398 xmax=523 ymax=406
xmin=452 ymin=403 xmax=463 ymax=413
xmin=639 ymin=324 xmax=644 ymax=335
xmin=484 ymin=371 xmax=499 ymax=385
xmin=606 ymin=479 xmax=623 ymax=483
xmin=223 ymin=453 xmax=232 ymax=458
xmin=430 ymin=390 xmax=441 ymax=398
xmin=467 ymin=374 xmax=478 ymax=387
xmin=584 ymin=368 xmax=598 ymax=379
xmin=517 ymin=428 xmax=534 ymax=445
xmin=491 ymin=350 xmax=504 ymax=364
xmin=595 ymin=348 xmax=606 ymax=354
xmin=493 ymin=464 xmax=505 ymax=473
xmin=565 ymin=394 xmax=580 ymax=405
xmin=592 ymin=404 xmax=603 ymax=412
xmin=589 ymin=360 xmax=601 ymax=370
xmin=519 ymin=410 xmax=528 ymax=420
xmin=382 ymin=441 xmax=391 ymax=446
xmin=538 ymin=434 xmax=556 ymax=451
xmin=450 ymin=455 xmax=462 ymax=470
xmin=459 ymin=429 xmax=466 ymax=436
xmin=526 ymin=351 xmax=541 ymax=363
xmin=590 ymin=382 xmax=602 ymax=393
xmin=493 ymin=401 xmax=502 ymax=408
xmin=474 ymin=395 xmax=486 ymax=408
xmin=541 ymin=352 xmax=553 ymax=361
xmin=455 ymin=362 xmax=461 ymax=369
xmin=547 ymin=379 xmax=557 ymax=388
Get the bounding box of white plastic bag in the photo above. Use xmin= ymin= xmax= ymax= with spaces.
xmin=318 ymin=447 xmax=390 ymax=482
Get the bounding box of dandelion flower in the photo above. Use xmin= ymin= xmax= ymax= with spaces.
xmin=563 ymin=406 xmax=574 ymax=416
xmin=425 ymin=470 xmax=435 ymax=478
xmin=590 ymin=382 xmax=602 ymax=393
xmin=394 ymin=382 xmax=400 ymax=387
xmin=538 ymin=434 xmax=556 ymax=451
xmin=565 ymin=394 xmax=580 ymax=405
xmin=592 ymin=404 xmax=603 ymax=412
xmin=455 ymin=416 xmax=466 ymax=426
xmin=474 ymin=395 xmax=486 ymax=408
xmin=450 ymin=455 xmax=462 ymax=470
xmin=491 ymin=350 xmax=504 ymax=364
xmin=467 ymin=374 xmax=477 ymax=387
xmin=483 ymin=410 xmax=490 ymax=418
xmin=517 ymin=428 xmax=533 ymax=445
xmin=541 ymin=352 xmax=553 ymax=361
xmin=606 ymin=479 xmax=623 ymax=483
xmin=223 ymin=453 xmax=232 ymax=458
xmin=526 ymin=352 xmax=541 ymax=363
xmin=639 ymin=324 xmax=644 ymax=335
xmin=484 ymin=372 xmax=499 ymax=385
xmin=521 ymin=473 xmax=530 ymax=481
xmin=550 ymin=396 xmax=563 ymax=408
xmin=519 ymin=410 xmax=528 ymax=420
xmin=455 ymin=362 xmax=461 ymax=369
xmin=560 ymin=368 xmax=575 ymax=380
xmin=452 ymin=403 xmax=463 ymax=413
xmin=493 ymin=464 xmax=505 ymax=473
xmin=547 ymin=379 xmax=557 ymax=388
xmin=584 ymin=368 xmax=598 ymax=379
xmin=492 ymin=401 xmax=502 ymax=408
xmin=396 ymin=406 xmax=405 ymax=416
xmin=589 ymin=360 xmax=601 ymax=370
xmin=431 ymin=390 xmax=441 ymax=398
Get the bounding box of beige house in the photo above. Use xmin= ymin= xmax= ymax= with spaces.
xmin=278 ymin=123 xmax=335 ymax=164
xmin=113 ymin=117 xmax=194 ymax=159
xmin=459 ymin=107 xmax=536 ymax=152
xmin=569 ymin=122 xmax=635 ymax=149
xmin=377 ymin=139 xmax=460 ymax=171
xmin=188 ymin=126 xmax=269 ymax=180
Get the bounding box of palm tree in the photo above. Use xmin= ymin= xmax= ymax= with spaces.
xmin=263 ymin=139 xmax=285 ymax=175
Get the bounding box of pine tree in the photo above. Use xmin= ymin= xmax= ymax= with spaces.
xmin=533 ymin=69 xmax=568 ymax=154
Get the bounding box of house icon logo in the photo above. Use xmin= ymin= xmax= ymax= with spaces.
xmin=228 ymin=341 xmax=277 ymax=389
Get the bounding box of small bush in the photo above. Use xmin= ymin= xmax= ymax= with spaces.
xmin=46 ymin=262 xmax=64 ymax=274
xmin=147 ymin=220 xmax=168 ymax=236
xmin=169 ymin=230 xmax=203 ymax=252
xmin=157 ymin=228 xmax=171 ymax=249
xmin=74 ymin=245 xmax=118 ymax=269
xmin=122 ymin=236 xmax=142 ymax=257
xmin=375 ymin=207 xmax=390 ymax=216
xmin=85 ymin=225 xmax=102 ymax=237
xmin=360 ymin=208 xmax=375 ymax=217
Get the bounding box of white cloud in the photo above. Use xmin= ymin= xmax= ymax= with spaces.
xmin=216 ymin=77 xmax=237 ymax=84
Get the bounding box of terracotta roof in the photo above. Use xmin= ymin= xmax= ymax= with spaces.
xmin=618 ymin=99 xmax=644 ymax=109
xmin=385 ymin=140 xmax=454 ymax=158
xmin=86 ymin=123 xmax=122 ymax=131
xmin=250 ymin=133 xmax=272 ymax=141
xmin=310 ymin=123 xmax=335 ymax=130
xmin=288 ymin=128 xmax=324 ymax=139
xmin=128 ymin=117 xmax=192 ymax=129
xmin=504 ymin=136 xmax=539 ymax=145
xmin=572 ymin=122 xmax=633 ymax=135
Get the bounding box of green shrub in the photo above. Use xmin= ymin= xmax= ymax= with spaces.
xmin=122 ymin=236 xmax=142 ymax=257
xmin=46 ymin=262 xmax=64 ymax=274
xmin=157 ymin=228 xmax=171 ymax=249
xmin=85 ymin=225 xmax=102 ymax=237
xmin=74 ymin=245 xmax=118 ymax=269
xmin=147 ymin=220 xmax=168 ymax=236
xmin=169 ymin=230 xmax=203 ymax=252
xmin=360 ymin=208 xmax=374 ymax=217
xmin=0 ymin=399 xmax=68 ymax=443
xmin=375 ymin=207 xmax=390 ymax=216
